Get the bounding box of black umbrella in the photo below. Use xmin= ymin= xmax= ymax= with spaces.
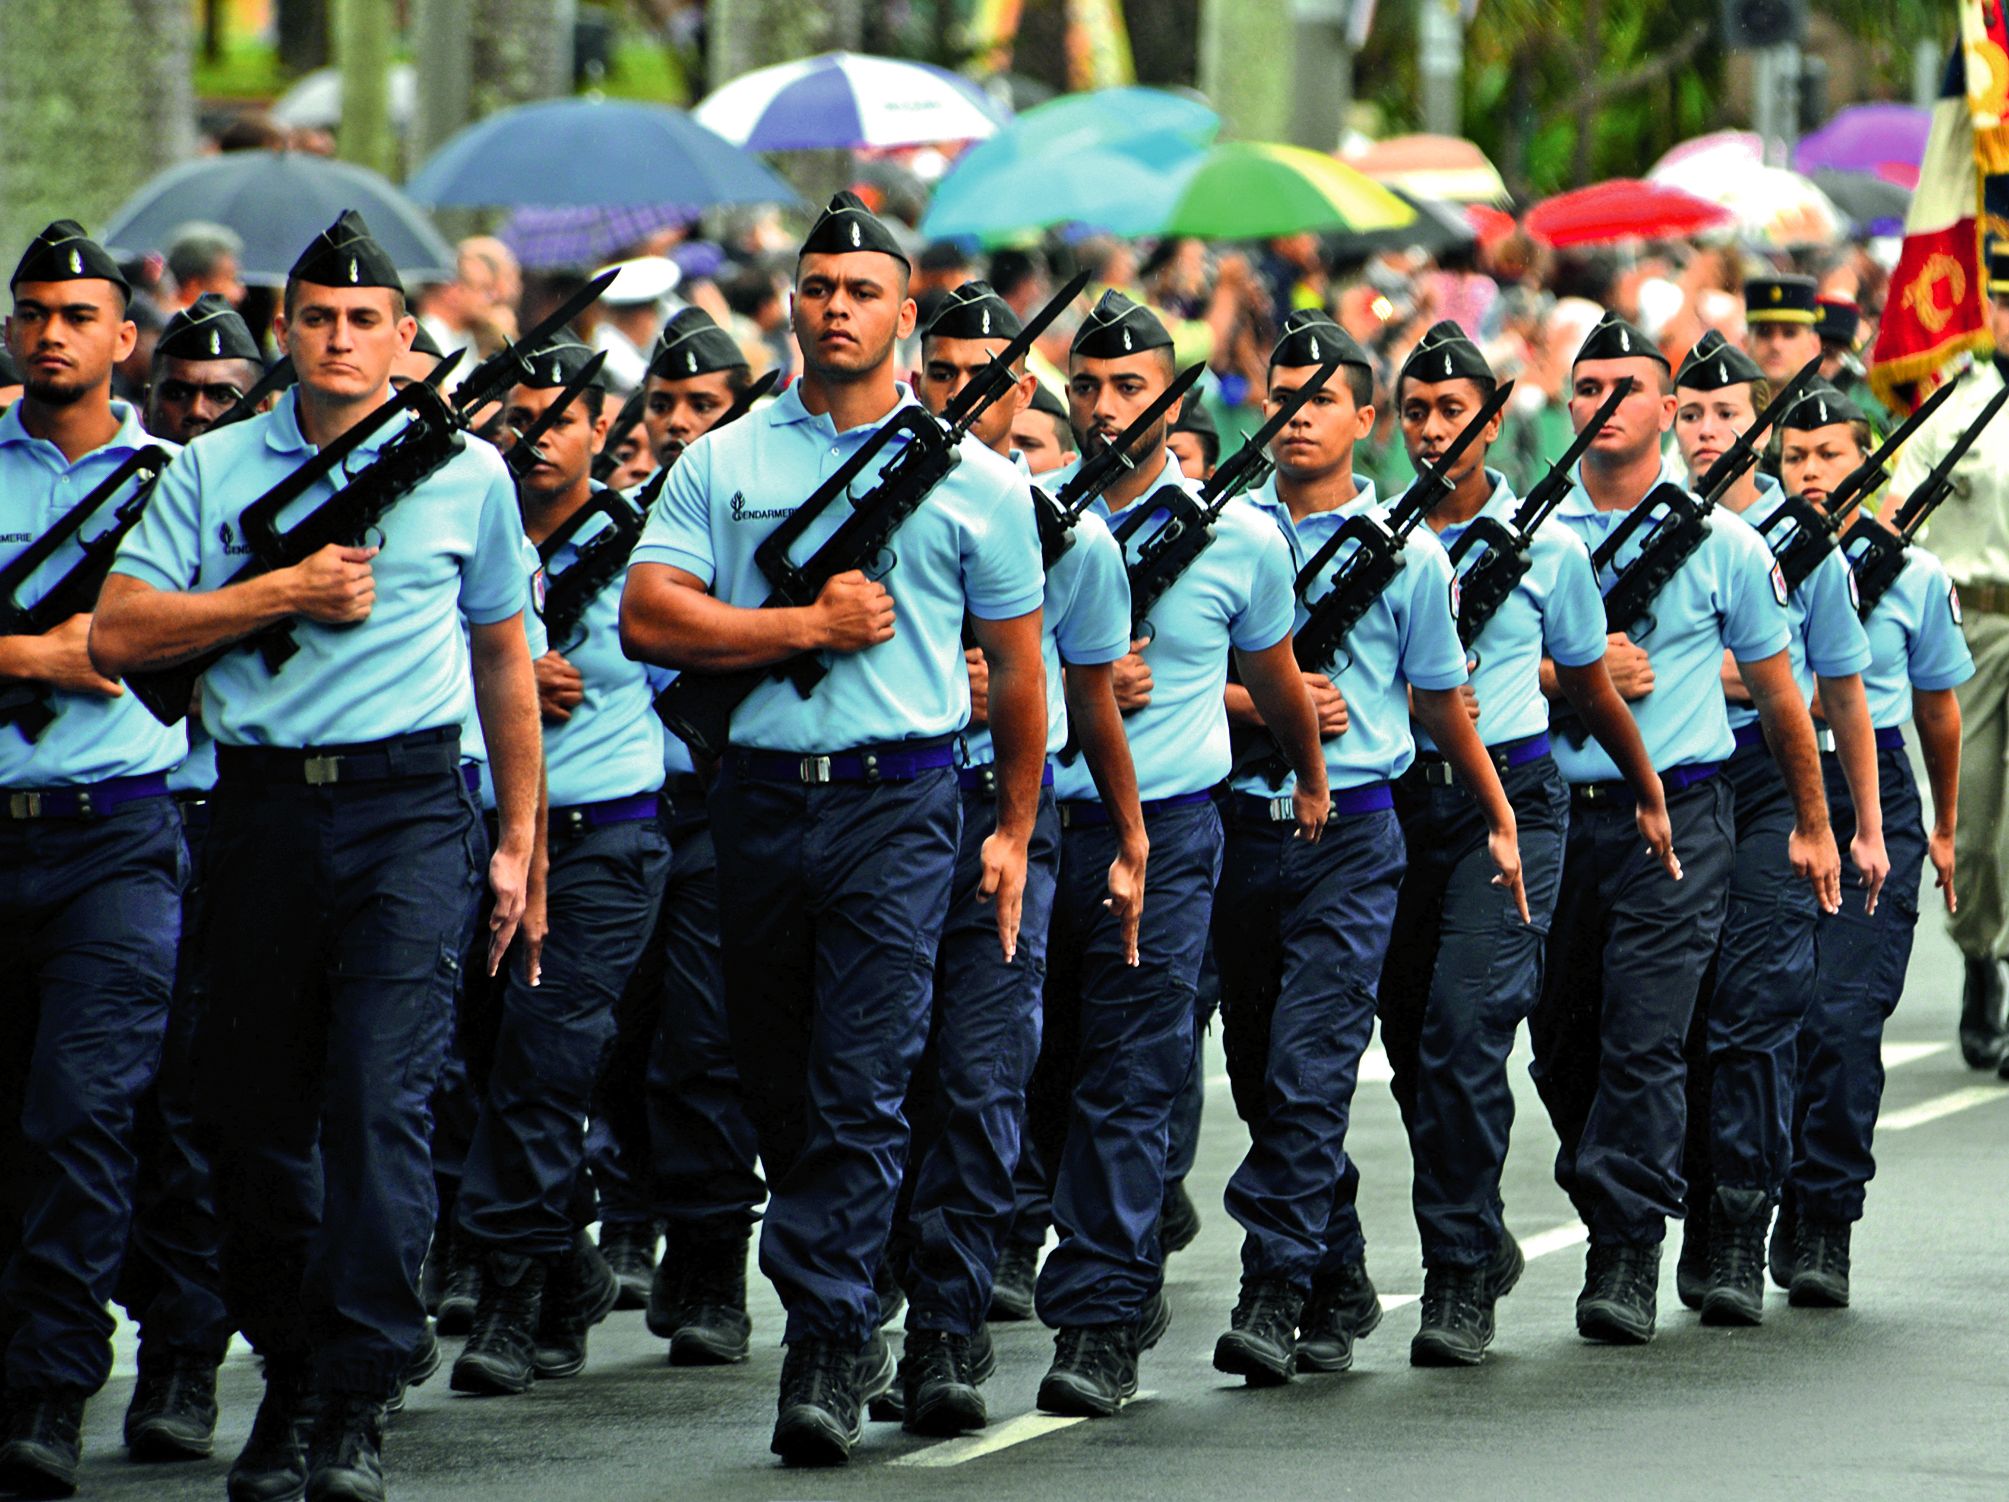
xmin=1808 ymin=169 xmax=1911 ymax=237
xmin=102 ymin=150 xmax=455 ymax=288
xmin=1321 ymin=190 xmax=1476 ymax=265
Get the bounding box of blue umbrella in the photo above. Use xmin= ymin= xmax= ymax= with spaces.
xmin=101 ymin=150 xmax=454 ymax=287
xmin=407 ymin=97 xmax=800 ymax=211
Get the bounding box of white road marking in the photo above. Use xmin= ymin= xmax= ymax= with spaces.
xmin=888 ymin=1410 xmax=1087 ymax=1467
xmin=1882 ymin=1041 xmax=1950 ymax=1070
xmin=1880 ymin=1083 xmax=2009 ymax=1131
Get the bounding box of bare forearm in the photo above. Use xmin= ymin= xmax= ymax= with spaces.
xmin=1747 ymin=666 xmax=1828 ymax=829
xmin=619 ymin=572 xmax=821 ymax=672
xmin=1238 ymin=640 xmax=1324 ymax=791
xmin=1818 ymin=673 xmax=1881 ymax=837
xmin=1067 ymin=664 xmax=1146 ymax=846
xmin=91 ymin=571 xmax=297 ymax=677
xmin=982 ymin=645 xmax=1045 ymax=843
xmin=474 ymin=625 xmax=542 ymax=857
xmin=1559 ymin=661 xmax=1659 ymax=800
xmin=1915 ymin=688 xmax=1961 ymax=836
xmin=1414 ymin=687 xmax=1516 ymax=834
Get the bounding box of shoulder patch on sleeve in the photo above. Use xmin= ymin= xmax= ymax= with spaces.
xmin=1846 ymin=565 xmax=1859 ymax=613
xmin=1448 ymin=571 xmax=1462 ymax=621
xmin=1770 ymin=560 xmax=1789 ymax=608
xmin=1951 ymin=579 xmax=1964 ymax=625
xmin=531 ymin=567 xmax=548 ymax=617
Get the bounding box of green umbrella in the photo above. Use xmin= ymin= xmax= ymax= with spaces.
xmin=1160 ymin=141 xmax=1416 ymax=239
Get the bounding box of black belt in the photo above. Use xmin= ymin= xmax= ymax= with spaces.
xmin=957 ymin=761 xmax=1056 ymax=797
xmin=1060 ymin=788 xmax=1214 ymax=829
xmin=1415 ymin=732 xmax=1550 ymax=787
xmin=1573 ymin=760 xmax=1720 ymax=806
xmin=732 ymin=738 xmax=955 ymax=786
xmin=216 ymin=725 xmax=462 ymax=786
xmin=0 ymin=771 xmax=169 ymax=821
xmin=664 ymin=773 xmax=708 ymax=802
xmin=1225 ymin=781 xmax=1394 ymax=825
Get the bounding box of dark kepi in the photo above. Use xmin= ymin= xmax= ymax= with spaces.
xmin=156 ymin=293 xmax=260 ymax=364
xmin=648 ymin=306 xmax=747 ymax=380
xmin=1744 ymin=273 xmax=1819 ymax=325
xmin=11 ymin=219 xmax=130 ymax=298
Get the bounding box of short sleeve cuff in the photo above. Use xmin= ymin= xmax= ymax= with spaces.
xmin=630 ymin=542 xmax=716 ymax=588
xmin=967 ymin=582 xmax=1046 ymax=623
xmin=1550 ymin=640 xmax=1607 ymax=670
xmin=1730 ymin=624 xmax=1792 ymax=664
xmin=107 ymin=558 xmax=189 ymax=594
xmin=1407 ymin=664 xmax=1469 ymax=692
xmin=1914 ymin=666 xmax=1975 ymax=692
xmin=1058 ymin=633 xmax=1130 ymax=668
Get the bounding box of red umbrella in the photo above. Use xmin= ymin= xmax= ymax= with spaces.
xmin=1524 ymin=179 xmax=1733 ymax=248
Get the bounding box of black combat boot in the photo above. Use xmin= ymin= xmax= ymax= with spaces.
xmin=1158 ymin=1181 xmax=1201 ymax=1255
xmin=449 ymin=1252 xmax=547 ymax=1395
xmin=1036 ymin=1324 xmax=1139 ymax=1417
xmin=1700 ymin=1187 xmax=1768 ymax=1326
xmin=988 ymin=1238 xmax=1040 ymax=1322
xmin=1959 ymin=955 xmax=2008 ymax=1068
xmin=1485 ymin=1227 xmax=1525 ymax=1302
xmin=900 ymin=1328 xmax=989 ymax=1436
xmin=304 ymin=1392 xmax=385 ymax=1502
xmin=0 ymin=1389 xmax=84 ymax=1499
xmin=1212 ymin=1276 xmax=1303 ymax=1386
xmin=1676 ymin=1197 xmax=1711 ymax=1311
xmin=385 ymin=1322 xmax=439 ymax=1417
xmin=226 ymin=1361 xmax=311 ymax=1502
xmin=595 ymin=1220 xmax=658 ymax=1312
xmin=1768 ymin=1197 xmax=1798 ymax=1290
xmin=1296 ymin=1259 xmax=1379 ymax=1373
xmin=1576 ymin=1242 xmax=1660 ymax=1344
xmin=770 ymin=1339 xmax=866 ymax=1466
xmin=125 ymin=1345 xmax=221 ymax=1460
xmin=1411 ymin=1263 xmax=1496 ymax=1367
xmin=433 ymin=1226 xmax=482 ymax=1337
xmin=650 ymin=1224 xmax=752 ymax=1365
xmin=1787 ymin=1217 xmax=1852 ymax=1308
xmin=535 ymin=1229 xmax=621 ymax=1379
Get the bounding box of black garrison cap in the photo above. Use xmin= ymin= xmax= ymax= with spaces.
xmin=1674 ymin=329 xmax=1763 ymax=391
xmin=155 ymin=293 xmax=260 ymax=363
xmin=409 ymin=319 xmax=445 ymax=359
xmin=648 ymin=306 xmax=748 ymax=380
xmin=513 ymin=340 xmax=605 ymax=390
xmin=289 ymin=209 xmax=404 ymax=294
xmin=1781 ymin=381 xmax=1867 ymax=432
xmin=1072 ymin=289 xmax=1172 ymax=358
xmin=11 ymin=219 xmax=130 ymax=298
xmin=1573 ymin=310 xmax=1668 ymax=368
xmin=1400 ymin=318 xmax=1494 ymax=386
xmin=922 ymin=279 xmax=1023 ymax=342
xmin=799 ymin=190 xmax=910 ymax=267
xmin=1269 ymin=307 xmax=1369 ymax=370
xmin=1028 ymin=380 xmax=1069 ymax=421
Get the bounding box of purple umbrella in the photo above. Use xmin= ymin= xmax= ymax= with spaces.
xmin=499 ymin=203 xmax=701 ymax=270
xmin=1794 ymin=104 xmax=1930 ymax=183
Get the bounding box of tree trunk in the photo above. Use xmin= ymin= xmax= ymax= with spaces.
xmin=707 ymin=0 xmax=865 ymax=90
xmin=335 ymin=0 xmax=398 ymax=177
xmin=471 ymin=0 xmax=576 ymax=121
xmin=1199 ymin=0 xmax=1293 ymax=142
xmin=0 ymin=0 xmax=196 ymax=262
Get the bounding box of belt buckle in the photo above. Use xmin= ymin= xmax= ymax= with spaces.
xmin=978 ymin=765 xmax=997 ymax=797
xmin=1267 ymin=795 xmax=1293 ymax=823
xmin=1576 ymin=782 xmax=1608 ymax=805
xmin=1423 ymin=762 xmax=1456 ymax=787
xmin=1815 ymin=727 xmax=1836 ymax=754
xmin=303 ymin=754 xmax=342 ymax=787
xmin=798 ymin=755 xmax=833 ymax=785
xmin=7 ymin=792 xmax=41 ymax=818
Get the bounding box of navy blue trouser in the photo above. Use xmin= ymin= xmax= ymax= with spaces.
xmin=1214 ymin=801 xmax=1406 ymax=1288
xmin=422 ymin=801 xmax=491 ymax=1224
xmin=1164 ymin=947 xmax=1220 ymax=1194
xmin=1032 ymin=800 xmax=1221 ymax=1327
xmin=1684 ymin=740 xmax=1820 ymax=1209
xmin=459 ymin=816 xmax=671 ymax=1257
xmin=642 ymin=818 xmax=763 ymax=1232
xmin=1531 ymin=774 xmax=1735 ymax=1246
xmin=117 ymin=800 xmax=231 ymax=1363
xmin=897 ymin=787 xmax=1060 ymax=1336
xmin=1380 ymin=757 xmax=1570 ymax=1268
xmin=709 ymin=765 xmax=958 ymax=1348
xmin=1789 ymin=747 xmax=1927 ymax=1223
xmin=0 ymin=797 xmax=181 ymax=1396
xmin=195 ymin=766 xmax=481 ymax=1397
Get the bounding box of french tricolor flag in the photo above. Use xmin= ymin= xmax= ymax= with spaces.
xmin=1869 ymin=44 xmax=1992 ymax=414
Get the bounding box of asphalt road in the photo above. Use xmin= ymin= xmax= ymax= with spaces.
xmin=65 ymin=871 xmax=2009 ymax=1502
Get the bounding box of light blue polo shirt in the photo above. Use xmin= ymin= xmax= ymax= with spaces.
xmin=631 ymin=380 xmax=1044 ymax=752
xmin=0 ymin=401 xmax=186 ymax=786
xmin=624 ymin=474 xmax=697 ymax=782
xmin=1859 ymin=545 xmax=1974 ymax=727
xmin=962 ymin=458 xmax=1131 ymax=765
xmin=1053 ymin=447 xmax=1296 ymax=803
xmin=1429 ymin=470 xmax=1608 ymax=751
xmin=1229 ymin=475 xmax=1467 ymax=795
xmin=1552 ymin=460 xmax=1791 ymax=784
xmin=1727 ymin=476 xmax=1872 ymax=732
xmin=115 ymin=387 xmax=529 ymax=748
xmin=537 ymin=497 xmax=664 ymax=806
xmin=467 ymin=534 xmax=549 ymax=810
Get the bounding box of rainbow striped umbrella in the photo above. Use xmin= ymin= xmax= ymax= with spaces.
xmin=1159 ymin=142 xmax=1415 ymax=239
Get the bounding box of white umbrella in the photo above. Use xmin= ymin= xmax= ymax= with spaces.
xmin=694 ymin=51 xmax=1006 ymax=151
xmin=1649 ymin=144 xmax=1845 ymax=249
xmin=270 ymin=64 xmax=417 ymax=133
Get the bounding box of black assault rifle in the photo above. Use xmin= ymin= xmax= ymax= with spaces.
xmin=1034 ymin=362 xmax=1204 ymax=568
xmin=1763 ymin=375 xmax=1961 ymax=594
xmin=1448 ymin=378 xmax=1631 ymax=648
xmin=207 ymin=355 xmax=295 ymax=432
xmin=126 ymin=257 xmax=623 ymax=724
xmin=503 ymin=350 xmax=610 ymax=483
xmin=653 ymin=269 xmax=1092 ymax=758
xmin=590 ymin=384 xmax=650 ymax=483
xmin=0 ymin=446 xmax=173 ymax=739
xmin=1114 ymin=355 xmax=1347 ymax=643
xmin=1230 ymin=380 xmax=1515 ymax=785
xmin=1847 ymin=379 xmax=2009 ymax=618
